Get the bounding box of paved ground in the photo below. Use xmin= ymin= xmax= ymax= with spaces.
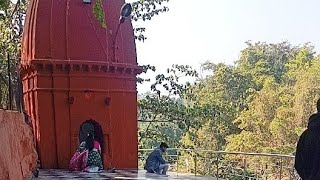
xmin=36 ymin=169 xmax=218 ymax=179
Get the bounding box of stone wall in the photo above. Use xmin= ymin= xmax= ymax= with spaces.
xmin=0 ymin=110 xmax=38 ymax=180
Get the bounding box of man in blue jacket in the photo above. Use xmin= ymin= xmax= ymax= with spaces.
xmin=144 ymin=142 xmax=169 ymax=175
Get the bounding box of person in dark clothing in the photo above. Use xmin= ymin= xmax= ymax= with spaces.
xmin=295 ymin=109 xmax=320 ymax=179
xmin=144 ymin=142 xmax=170 ymax=175
xmin=79 ymin=119 xmax=105 ymax=153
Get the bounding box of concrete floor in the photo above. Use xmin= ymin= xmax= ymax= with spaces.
xmin=37 ymin=169 xmax=218 ymax=180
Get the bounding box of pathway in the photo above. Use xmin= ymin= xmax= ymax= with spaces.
xmin=36 ymin=169 xmax=219 ymax=179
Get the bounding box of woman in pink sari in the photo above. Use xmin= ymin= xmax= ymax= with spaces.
xmin=70 ymin=133 xmax=103 ymax=172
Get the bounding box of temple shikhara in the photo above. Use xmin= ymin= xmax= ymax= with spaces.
xmin=20 ymin=0 xmax=141 ymax=169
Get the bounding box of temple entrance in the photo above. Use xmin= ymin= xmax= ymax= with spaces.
xmin=78 ymin=119 xmax=105 ymax=166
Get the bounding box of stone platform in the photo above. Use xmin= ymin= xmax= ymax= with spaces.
xmin=37 ymin=169 xmax=217 ymax=179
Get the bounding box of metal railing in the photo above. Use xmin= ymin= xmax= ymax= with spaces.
xmin=139 ymin=148 xmax=300 ymax=180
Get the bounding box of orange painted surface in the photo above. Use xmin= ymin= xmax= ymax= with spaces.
xmin=0 ymin=110 xmax=38 ymax=179
xmin=20 ymin=0 xmax=141 ymax=169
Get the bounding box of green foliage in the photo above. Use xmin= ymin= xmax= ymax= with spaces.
xmin=92 ymin=0 xmax=106 ymax=28
xmin=131 ymin=0 xmax=169 ymax=41
xmin=138 ymin=64 xmax=219 ymax=148
xmin=0 ymin=0 xmax=26 ymax=109
xmin=139 ymin=42 xmax=320 ymax=178
xmin=132 ymin=0 xmax=169 ymax=22
xmin=179 ymin=62 xmax=254 ymax=151
xmin=0 ymin=0 xmax=10 ymax=11
xmin=92 ymin=0 xmax=171 ymax=36
xmin=137 ymin=64 xmax=156 ymax=84
xmin=225 ymin=42 xmax=320 ymax=154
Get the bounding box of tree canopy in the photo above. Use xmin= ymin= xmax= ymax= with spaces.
xmin=138 ymin=41 xmax=320 ymax=157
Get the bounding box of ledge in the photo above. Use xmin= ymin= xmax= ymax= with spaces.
xmin=20 ymin=59 xmax=143 ymax=76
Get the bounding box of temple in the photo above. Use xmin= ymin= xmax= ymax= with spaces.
xmin=20 ymin=0 xmax=141 ymax=169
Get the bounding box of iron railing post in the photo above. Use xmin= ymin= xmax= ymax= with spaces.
xmin=242 ymin=157 xmax=247 ymax=179
xmin=7 ymin=53 xmax=12 ymax=110
xmin=279 ymin=157 xmax=283 ymax=180
xmin=203 ymin=153 xmax=205 ymax=175
xmin=16 ymin=62 xmax=23 ymax=113
xmin=194 ymin=149 xmax=197 ymax=176
xmin=176 ymin=149 xmax=179 ymax=176
xmin=265 ymin=163 xmax=268 ymax=180
xmin=216 ymin=155 xmax=219 ymax=180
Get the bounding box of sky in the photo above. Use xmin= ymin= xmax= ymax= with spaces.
xmin=10 ymin=0 xmax=320 ymax=93
xmin=134 ymin=0 xmax=320 ymax=93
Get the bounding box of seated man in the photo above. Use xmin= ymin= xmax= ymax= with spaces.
xmin=144 ymin=142 xmax=170 ymax=175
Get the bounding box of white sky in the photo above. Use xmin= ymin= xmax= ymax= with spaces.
xmin=134 ymin=0 xmax=320 ymax=93
xmin=10 ymin=0 xmax=320 ymax=93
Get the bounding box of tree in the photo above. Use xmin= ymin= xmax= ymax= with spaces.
xmin=0 ymin=0 xmax=27 ymax=109
xmin=0 ymin=0 xmax=10 ymax=11
xmin=226 ymin=42 xmax=320 ymax=155
xmin=179 ymin=62 xmax=254 ymax=151
xmin=236 ymin=41 xmax=297 ymax=89
xmin=131 ymin=0 xmax=170 ymax=41
xmin=138 ymin=64 xmax=203 ymax=148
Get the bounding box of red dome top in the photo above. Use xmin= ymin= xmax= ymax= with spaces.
xmin=21 ymin=0 xmax=137 ymax=65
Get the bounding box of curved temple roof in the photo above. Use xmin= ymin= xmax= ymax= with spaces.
xmin=21 ymin=0 xmax=137 ymax=65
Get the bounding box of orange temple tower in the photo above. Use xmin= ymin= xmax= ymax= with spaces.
xmin=20 ymin=0 xmax=141 ymax=169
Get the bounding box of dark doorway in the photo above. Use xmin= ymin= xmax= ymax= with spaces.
xmin=79 ymin=119 xmax=105 ymax=154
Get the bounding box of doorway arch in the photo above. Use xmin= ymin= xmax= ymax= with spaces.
xmin=79 ymin=119 xmax=105 ymax=154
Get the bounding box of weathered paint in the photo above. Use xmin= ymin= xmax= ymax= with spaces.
xmin=20 ymin=0 xmax=141 ymax=169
